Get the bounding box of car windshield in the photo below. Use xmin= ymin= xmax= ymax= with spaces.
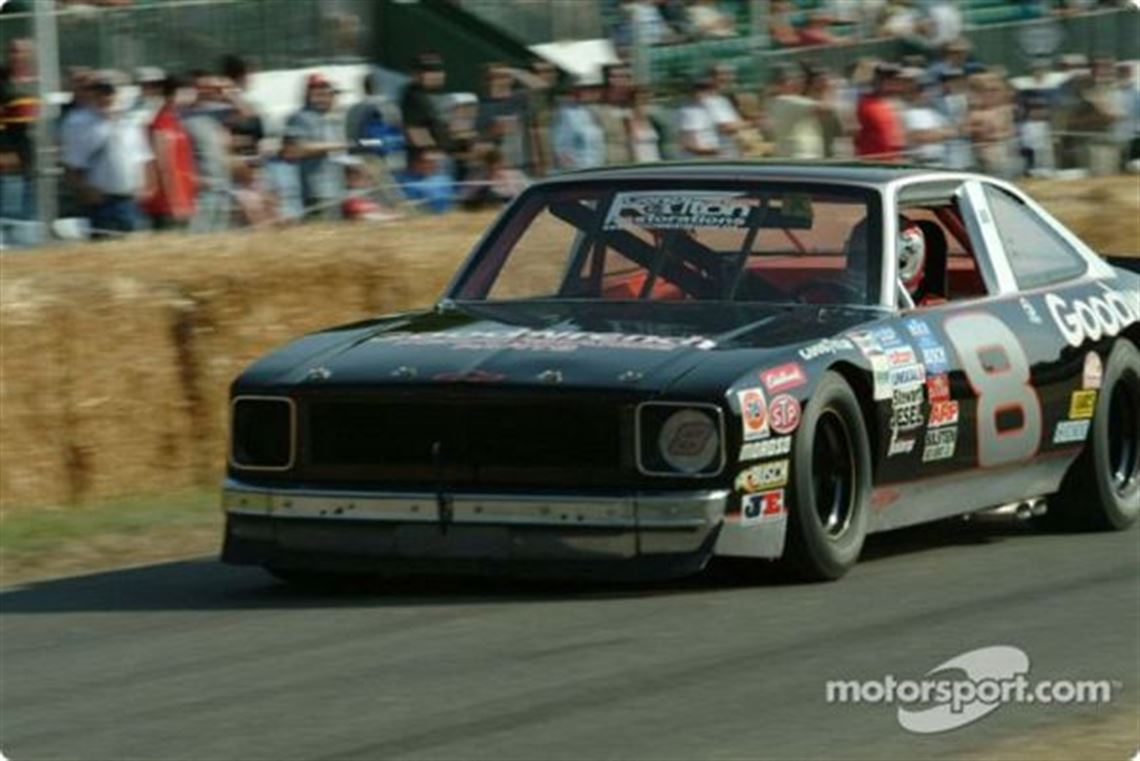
xmin=452 ymin=181 xmax=884 ymax=306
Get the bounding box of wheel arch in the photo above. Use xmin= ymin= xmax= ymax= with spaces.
xmin=827 ymin=360 xmax=880 ymax=474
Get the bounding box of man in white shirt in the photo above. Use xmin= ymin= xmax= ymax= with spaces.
xmin=900 ymin=70 xmax=950 ymax=166
xmin=766 ymin=64 xmax=825 ymax=159
xmin=677 ymin=79 xmax=721 ymax=158
xmin=62 ymin=75 xmax=154 ymax=238
xmin=701 ymin=64 xmax=744 ymax=157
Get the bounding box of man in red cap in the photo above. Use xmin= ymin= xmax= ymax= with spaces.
xmin=285 ymin=72 xmax=347 ymax=219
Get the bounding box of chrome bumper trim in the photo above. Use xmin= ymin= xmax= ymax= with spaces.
xmin=222 ymin=479 xmax=729 ymax=558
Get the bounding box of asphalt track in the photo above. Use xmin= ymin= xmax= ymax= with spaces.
xmin=1 ymin=520 xmax=1137 ymax=761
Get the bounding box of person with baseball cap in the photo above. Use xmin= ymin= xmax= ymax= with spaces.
xmin=284 ymin=72 xmax=348 ymax=219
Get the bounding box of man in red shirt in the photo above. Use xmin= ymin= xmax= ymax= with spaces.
xmin=142 ymin=75 xmax=196 ymax=230
xmin=855 ymin=63 xmax=905 ymax=161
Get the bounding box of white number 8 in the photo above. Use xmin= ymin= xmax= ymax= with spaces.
xmin=944 ymin=313 xmax=1042 ymax=467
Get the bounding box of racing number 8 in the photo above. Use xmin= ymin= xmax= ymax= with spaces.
xmin=944 ymin=314 xmax=1042 ymax=467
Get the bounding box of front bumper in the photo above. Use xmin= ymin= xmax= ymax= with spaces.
xmin=221 ymin=479 xmax=732 ymax=580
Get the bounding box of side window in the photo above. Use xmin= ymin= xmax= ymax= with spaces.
xmin=983 ymin=186 xmax=1087 ymax=290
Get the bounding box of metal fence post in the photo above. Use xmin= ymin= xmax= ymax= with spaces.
xmin=32 ymin=0 xmax=59 ymax=238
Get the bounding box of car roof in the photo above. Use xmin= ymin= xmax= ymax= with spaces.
xmin=541 ymin=160 xmax=961 ymax=188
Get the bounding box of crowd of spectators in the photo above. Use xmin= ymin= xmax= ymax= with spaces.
xmin=2 ymin=2 xmax=1139 ymax=248
xmin=614 ymin=0 xmax=1135 ymax=50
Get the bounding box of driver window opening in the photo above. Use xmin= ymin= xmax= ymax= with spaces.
xmin=897 ymin=188 xmax=990 ymax=310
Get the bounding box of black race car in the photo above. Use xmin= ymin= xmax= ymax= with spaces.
xmin=222 ymin=163 xmax=1139 ymax=582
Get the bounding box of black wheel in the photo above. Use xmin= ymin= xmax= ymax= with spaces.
xmin=783 ymin=371 xmax=873 ymax=580
xmin=1046 ymin=341 xmax=1140 ymax=531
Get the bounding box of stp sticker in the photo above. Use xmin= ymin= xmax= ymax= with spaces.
xmin=739 ymin=436 xmax=792 ymax=462
xmin=1082 ymin=352 xmax=1103 ymax=390
xmin=735 ymin=460 xmax=790 ymax=493
xmin=928 ymin=400 xmax=959 ymax=428
xmin=1069 ymin=389 xmax=1098 ymax=420
xmin=760 ymin=362 xmax=807 ymax=394
xmin=741 ymin=489 xmax=786 ymax=525
xmin=737 ymin=388 xmax=769 ymax=441
xmin=926 ymin=373 xmax=951 ymax=402
xmin=769 ymin=394 xmax=802 ymax=435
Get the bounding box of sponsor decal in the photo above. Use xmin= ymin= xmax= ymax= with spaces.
xmin=1068 ymin=389 xmax=1097 ymax=420
xmin=605 ymin=191 xmax=756 ymax=230
xmin=873 ymin=327 xmax=905 ymax=349
xmin=741 ymin=489 xmax=786 ymax=525
xmin=922 ymin=427 xmax=958 ymax=462
xmin=889 ymin=363 xmax=926 ymax=389
xmin=735 ymin=460 xmax=790 ymax=493
xmin=1045 ymin=286 xmax=1138 ymax=348
xmin=927 ymin=373 xmax=951 ymax=402
xmin=760 ymin=362 xmax=807 ymax=394
xmin=737 ymin=388 xmax=769 ymax=441
xmin=887 ymin=346 xmax=918 ymax=368
xmin=739 ymin=436 xmax=792 ymax=461
xmin=905 ymin=318 xmax=932 ymax=338
xmin=1053 ymin=419 xmax=1091 ymax=444
xmin=1082 ymin=352 xmax=1103 ymax=390
xmin=928 ymin=400 xmax=959 ymax=428
xmin=1020 ymin=297 xmax=1043 ymax=324
xmin=769 ymin=394 xmax=802 ymax=435
xmin=870 ymin=355 xmax=893 ymax=400
xmin=888 ymin=436 xmax=916 ymax=456
xmin=799 ymin=337 xmax=855 ymax=361
xmin=891 ymin=386 xmax=925 ymax=432
xmin=373 ymin=329 xmax=716 ymax=352
xmin=848 ymin=331 xmax=883 ymax=357
xmin=921 ymin=346 xmax=950 ymax=375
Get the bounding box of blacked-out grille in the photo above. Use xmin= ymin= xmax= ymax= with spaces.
xmin=300 ymin=394 xmax=629 ymax=488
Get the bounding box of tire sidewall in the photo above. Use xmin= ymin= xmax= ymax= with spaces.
xmin=788 ymin=372 xmax=873 ymax=579
xmin=1089 ymin=341 xmax=1140 ymax=528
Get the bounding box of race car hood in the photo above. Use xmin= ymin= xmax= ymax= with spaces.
xmin=235 ymin=300 xmax=882 ymax=396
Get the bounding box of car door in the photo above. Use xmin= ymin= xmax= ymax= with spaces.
xmin=876 ymin=178 xmax=1093 ymax=523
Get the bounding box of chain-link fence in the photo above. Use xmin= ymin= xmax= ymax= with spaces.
xmin=0 ymin=0 xmax=376 ymax=74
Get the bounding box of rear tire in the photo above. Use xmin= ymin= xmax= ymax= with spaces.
xmin=1045 ymin=341 xmax=1140 ymax=531
xmin=782 ymin=372 xmax=872 ymax=581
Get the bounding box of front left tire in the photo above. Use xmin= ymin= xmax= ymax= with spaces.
xmin=782 ymin=371 xmax=873 ymax=580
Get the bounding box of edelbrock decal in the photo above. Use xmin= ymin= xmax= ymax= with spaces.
xmin=1082 ymin=352 xmax=1103 ymax=390
xmin=759 ymin=362 xmax=807 ymax=394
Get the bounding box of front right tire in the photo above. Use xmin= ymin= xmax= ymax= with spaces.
xmin=1046 ymin=340 xmax=1140 ymax=531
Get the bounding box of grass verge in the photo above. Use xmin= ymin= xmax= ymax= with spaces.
xmin=0 ymin=490 xmax=220 ymax=587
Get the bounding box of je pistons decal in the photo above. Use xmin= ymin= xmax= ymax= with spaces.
xmin=741 ymin=490 xmax=786 ymax=525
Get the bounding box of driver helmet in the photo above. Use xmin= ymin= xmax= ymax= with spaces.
xmin=898 ymin=218 xmax=926 ymax=297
